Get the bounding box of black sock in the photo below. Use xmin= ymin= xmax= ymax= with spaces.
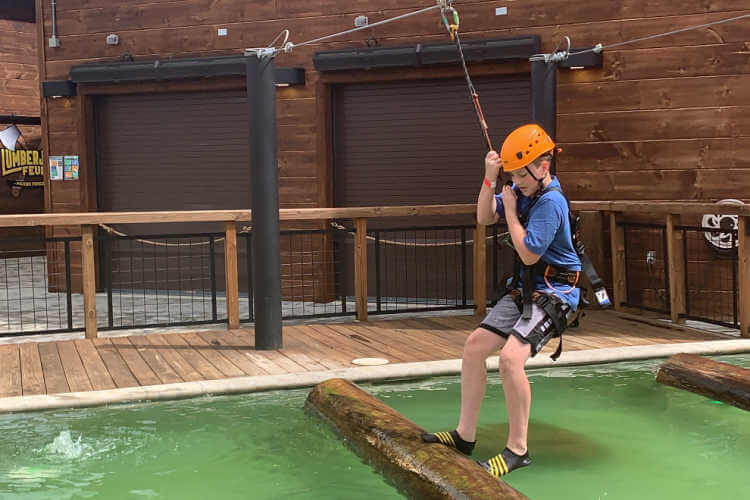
xmin=420 ymin=429 xmax=476 ymax=455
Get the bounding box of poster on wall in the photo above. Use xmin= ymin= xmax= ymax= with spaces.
xmin=1 ymin=147 xmax=44 ymax=198
xmin=63 ymin=155 xmax=79 ymax=180
xmin=49 ymin=156 xmax=63 ymax=180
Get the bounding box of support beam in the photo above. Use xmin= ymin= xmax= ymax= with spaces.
xmin=656 ymin=353 xmax=750 ymax=411
xmin=81 ymin=225 xmax=97 ymax=339
xmin=354 ymin=218 xmax=368 ymax=321
xmin=609 ymin=212 xmax=626 ymax=310
xmin=665 ymin=214 xmax=686 ymax=323
xmin=739 ymin=216 xmax=750 ymax=338
xmin=247 ymin=54 xmax=282 ymax=349
xmin=474 ymin=221 xmax=487 ymax=315
xmin=306 ymin=379 xmax=529 ymax=499
xmin=224 ymin=222 xmax=239 ymax=329
xmin=578 ymin=211 xmax=607 ymax=306
xmin=531 ymin=59 xmax=557 ymax=173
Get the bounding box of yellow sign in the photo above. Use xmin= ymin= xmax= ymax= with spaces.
xmin=1 ymin=148 xmax=44 ymax=177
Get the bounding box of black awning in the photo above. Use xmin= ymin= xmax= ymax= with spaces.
xmin=69 ymin=55 xmax=304 ymax=85
xmin=0 ymin=0 xmax=35 ymax=23
xmin=313 ymin=36 xmax=540 ymax=72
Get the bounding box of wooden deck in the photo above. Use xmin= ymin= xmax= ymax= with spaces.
xmin=0 ymin=310 xmax=731 ymax=398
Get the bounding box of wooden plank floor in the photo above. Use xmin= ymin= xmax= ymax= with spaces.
xmin=0 ymin=310 xmax=732 ymax=398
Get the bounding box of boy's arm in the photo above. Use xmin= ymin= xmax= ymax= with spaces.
xmin=477 ymin=151 xmax=501 ymax=225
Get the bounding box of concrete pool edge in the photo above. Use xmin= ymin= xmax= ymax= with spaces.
xmin=2 ymin=339 xmax=750 ymax=414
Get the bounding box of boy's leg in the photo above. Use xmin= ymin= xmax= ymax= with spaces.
xmin=456 ymin=327 xmax=506 ymax=442
xmin=497 ymin=335 xmax=532 ymax=454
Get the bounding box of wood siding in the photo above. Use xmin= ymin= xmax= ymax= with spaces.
xmin=35 ymin=1 xmax=750 ymax=209
xmin=1 ymin=17 xmax=41 ymax=250
xmin=33 ymin=1 xmax=750 ymax=310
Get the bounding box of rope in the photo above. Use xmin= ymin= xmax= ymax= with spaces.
xmin=530 ymin=12 xmax=750 ymax=62
xmin=328 ymin=221 xmax=508 ymax=247
xmin=99 ymin=224 xmax=228 ymax=247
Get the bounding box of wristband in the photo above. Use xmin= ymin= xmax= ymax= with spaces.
xmin=483 ymin=178 xmax=497 ymax=189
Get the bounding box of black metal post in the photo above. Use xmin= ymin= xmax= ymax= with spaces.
xmin=461 ymin=228 xmax=467 ymax=307
xmin=209 ymin=236 xmax=217 ymax=321
xmin=64 ymin=240 xmax=73 ymax=330
xmin=247 ymin=53 xmax=283 ymax=350
xmin=375 ymin=231 xmax=381 ymax=313
xmin=105 ymin=236 xmax=113 ymax=328
xmin=246 ymin=232 xmax=254 ymax=322
xmin=530 ymin=60 xmax=557 ymax=174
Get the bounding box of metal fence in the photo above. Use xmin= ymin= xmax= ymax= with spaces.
xmin=1 ymin=221 xmax=491 ymax=337
xmin=621 ymin=222 xmax=669 ymax=314
xmin=618 ymin=222 xmax=741 ymax=329
xmin=678 ymin=225 xmax=739 ymax=329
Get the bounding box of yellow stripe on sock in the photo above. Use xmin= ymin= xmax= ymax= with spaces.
xmin=498 ymin=455 xmax=509 ymax=475
xmin=488 ymin=460 xmax=498 ymax=476
xmin=445 ymin=432 xmax=456 ymax=447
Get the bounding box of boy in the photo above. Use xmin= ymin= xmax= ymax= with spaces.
xmin=422 ymin=124 xmax=581 ymax=478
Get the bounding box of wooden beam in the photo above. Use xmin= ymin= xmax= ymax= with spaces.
xmin=354 ymin=217 xmax=368 ymax=322
xmin=2 ymin=202 xmax=750 ymax=228
xmin=306 ymin=379 xmax=530 ymax=499
xmin=656 ymin=353 xmax=750 ymax=411
xmin=739 ymin=216 xmax=750 ymax=338
xmin=578 ymin=211 xmax=607 ymax=302
xmin=81 ymin=225 xmax=98 ymax=339
xmin=609 ymin=212 xmax=627 ymax=310
xmin=0 ymin=210 xmax=251 ymax=228
xmin=474 ymin=221 xmax=487 ymax=316
xmin=224 ymin=222 xmax=239 ymax=330
xmin=665 ymin=214 xmax=686 ymax=324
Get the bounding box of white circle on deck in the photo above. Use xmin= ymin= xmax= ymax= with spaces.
xmin=351 ymin=357 xmax=390 ymax=366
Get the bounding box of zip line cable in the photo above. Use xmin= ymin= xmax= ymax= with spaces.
xmin=531 ymin=12 xmax=750 ymax=62
xmin=248 ymin=3 xmax=447 ymax=56
xmin=251 ymin=5 xmax=750 ymax=156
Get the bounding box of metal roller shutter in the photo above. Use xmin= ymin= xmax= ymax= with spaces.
xmin=94 ymin=91 xmax=250 ymax=294
xmin=333 ymin=75 xmax=531 ymax=305
xmin=334 ymin=75 xmax=531 ymax=208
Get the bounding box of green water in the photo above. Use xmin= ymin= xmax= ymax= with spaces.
xmin=1 ymin=354 xmax=749 ymax=499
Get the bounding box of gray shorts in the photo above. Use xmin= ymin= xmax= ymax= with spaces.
xmin=479 ymin=294 xmax=567 ymax=356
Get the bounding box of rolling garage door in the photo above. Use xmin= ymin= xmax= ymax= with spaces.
xmin=334 ymin=75 xmax=531 ymax=208
xmin=96 ymin=91 xmax=250 ymax=217
xmin=94 ymin=91 xmax=250 ymax=293
xmin=334 ymin=75 xmax=531 ymax=303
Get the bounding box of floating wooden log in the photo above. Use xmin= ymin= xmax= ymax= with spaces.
xmin=306 ymin=378 xmax=529 ymax=500
xmin=656 ymin=353 xmax=750 ymax=411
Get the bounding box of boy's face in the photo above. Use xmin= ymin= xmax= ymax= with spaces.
xmin=509 ymin=160 xmax=548 ymax=196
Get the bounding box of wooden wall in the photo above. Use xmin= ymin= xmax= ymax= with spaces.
xmin=33 ymin=1 xmax=750 ymax=307
xmin=0 ymin=18 xmax=38 ymax=119
xmin=1 ymin=17 xmax=41 ymax=252
xmin=36 ymin=1 xmax=750 ymax=212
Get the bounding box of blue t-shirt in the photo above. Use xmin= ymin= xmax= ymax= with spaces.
xmin=495 ymin=177 xmax=582 ymax=309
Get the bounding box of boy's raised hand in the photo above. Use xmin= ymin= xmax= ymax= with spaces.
xmin=484 ymin=150 xmax=502 ymax=182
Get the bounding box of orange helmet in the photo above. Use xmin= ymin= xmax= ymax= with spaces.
xmin=500 ymin=124 xmax=555 ymax=172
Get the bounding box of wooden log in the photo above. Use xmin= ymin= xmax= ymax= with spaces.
xmin=306 ymin=378 xmax=529 ymax=500
xmin=656 ymin=353 xmax=750 ymax=411
xmin=473 ymin=221 xmax=487 ymax=316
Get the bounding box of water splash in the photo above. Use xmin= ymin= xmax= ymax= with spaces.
xmin=45 ymin=430 xmax=85 ymax=459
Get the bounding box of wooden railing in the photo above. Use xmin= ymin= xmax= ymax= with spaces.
xmin=0 ymin=201 xmax=748 ymax=338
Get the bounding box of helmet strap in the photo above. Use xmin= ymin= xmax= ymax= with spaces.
xmin=525 ymin=165 xmax=546 ymax=195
